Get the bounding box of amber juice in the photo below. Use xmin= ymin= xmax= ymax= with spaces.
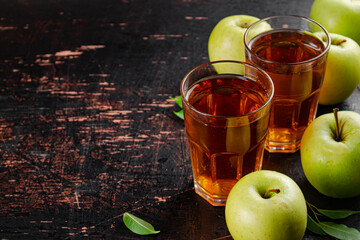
xmin=183 ymin=74 xmax=271 ymax=205
xmin=247 ymin=29 xmax=327 ymax=152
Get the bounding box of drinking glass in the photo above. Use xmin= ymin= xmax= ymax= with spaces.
xmin=181 ymin=61 xmax=274 ymax=206
xmin=244 ymin=15 xmax=330 ymax=153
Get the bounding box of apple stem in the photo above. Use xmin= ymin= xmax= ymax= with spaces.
xmin=264 ymin=189 xmax=280 ymax=198
xmin=338 ymin=39 xmax=347 ymax=45
xmin=332 ymin=39 xmax=347 ymax=46
xmin=333 ymin=108 xmax=341 ymax=141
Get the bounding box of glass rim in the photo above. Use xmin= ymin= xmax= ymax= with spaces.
xmin=244 ymin=15 xmax=331 ymax=66
xmin=180 ymin=60 xmax=274 ymax=119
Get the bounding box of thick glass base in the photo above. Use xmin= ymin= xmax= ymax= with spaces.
xmin=265 ymin=139 xmax=301 ymax=153
xmin=194 ymin=180 xmax=227 ymax=206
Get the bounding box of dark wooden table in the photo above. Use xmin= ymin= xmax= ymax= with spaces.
xmin=1 ymin=0 xmax=359 ymax=239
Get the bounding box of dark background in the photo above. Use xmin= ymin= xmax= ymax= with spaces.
xmin=0 ymin=0 xmax=359 ymax=239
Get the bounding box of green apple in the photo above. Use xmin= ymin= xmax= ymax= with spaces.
xmin=301 ymin=110 xmax=360 ymax=198
xmin=208 ymin=15 xmax=271 ymax=73
xmin=310 ymin=0 xmax=360 ymax=44
xmin=317 ymin=33 xmax=360 ymax=105
xmin=225 ymin=170 xmax=307 ymax=240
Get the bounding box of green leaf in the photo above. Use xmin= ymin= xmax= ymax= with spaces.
xmin=173 ymin=110 xmax=184 ymax=120
xmin=170 ymin=96 xmax=184 ymax=120
xmin=317 ymin=209 xmax=360 ymax=219
xmin=170 ymin=96 xmax=182 ymax=108
xmin=123 ymin=212 xmax=160 ymax=235
xmin=319 ymin=221 xmax=360 ymax=240
xmin=306 ymin=215 xmax=326 ymax=235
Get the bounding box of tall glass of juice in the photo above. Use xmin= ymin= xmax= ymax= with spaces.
xmin=181 ymin=61 xmax=274 ymax=206
xmin=244 ymin=15 xmax=330 ymax=153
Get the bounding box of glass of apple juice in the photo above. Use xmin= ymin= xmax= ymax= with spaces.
xmin=180 ymin=61 xmax=274 ymax=206
xmin=244 ymin=15 xmax=331 ymax=153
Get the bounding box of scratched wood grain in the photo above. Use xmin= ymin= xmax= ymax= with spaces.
xmin=0 ymin=0 xmax=359 ymax=239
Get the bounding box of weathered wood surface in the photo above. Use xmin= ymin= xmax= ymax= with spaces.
xmin=0 ymin=0 xmax=359 ymax=239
